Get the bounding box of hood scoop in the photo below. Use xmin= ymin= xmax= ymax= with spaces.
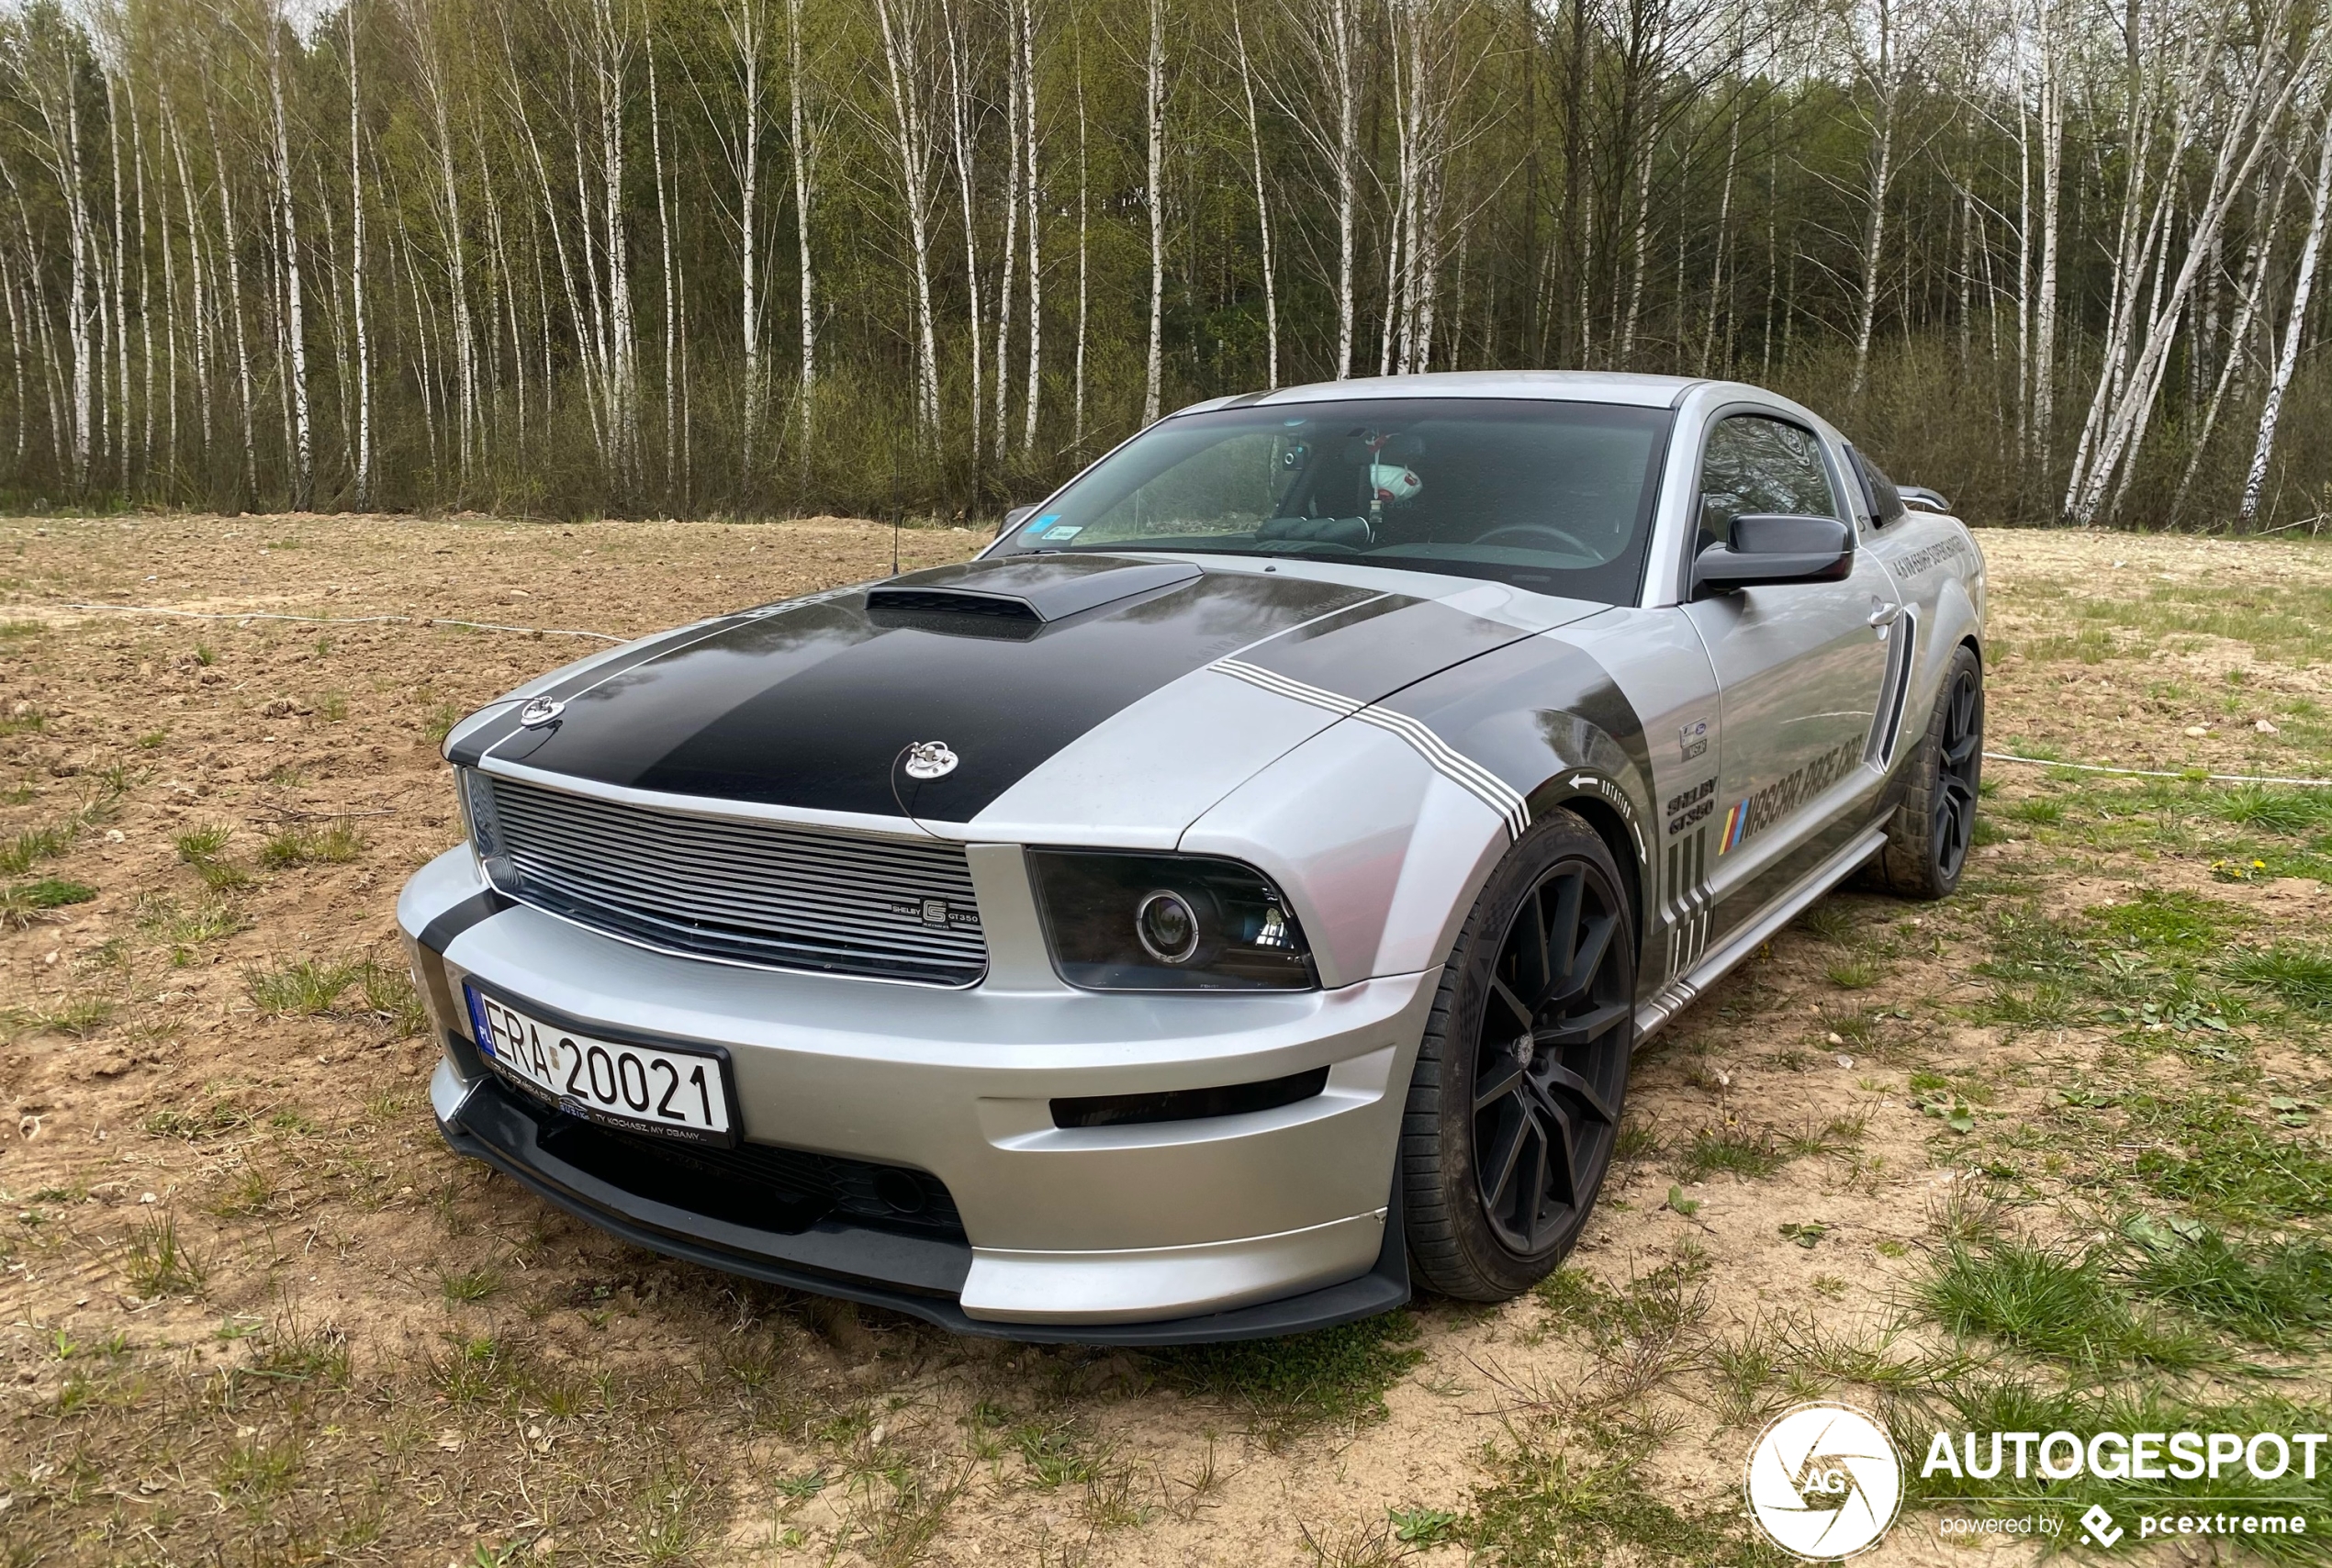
xmin=867 ymin=554 xmax=1201 ymax=625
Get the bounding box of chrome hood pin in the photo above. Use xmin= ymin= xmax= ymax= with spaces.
xmin=519 ymin=697 xmax=566 ymax=727
xmin=903 ymin=741 xmax=959 ymax=780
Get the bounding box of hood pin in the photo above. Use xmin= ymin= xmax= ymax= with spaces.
xmin=903 ymin=741 xmax=959 ymax=780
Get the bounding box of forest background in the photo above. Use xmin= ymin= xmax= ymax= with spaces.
xmin=2 ymin=0 xmax=2330 ymax=531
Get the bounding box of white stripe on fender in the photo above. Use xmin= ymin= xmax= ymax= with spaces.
xmin=1212 ymin=658 xmax=1531 ymax=840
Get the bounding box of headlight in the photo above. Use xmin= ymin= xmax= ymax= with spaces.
xmin=1028 ymin=850 xmax=1315 ymax=991
xmin=454 ymin=767 xmax=510 ymax=882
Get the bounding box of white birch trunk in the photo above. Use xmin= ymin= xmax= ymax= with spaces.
xmin=2238 ymin=104 xmax=2332 ymax=525
xmin=787 ymin=0 xmax=816 ymax=445
xmin=1019 ymin=0 xmax=1042 ymax=456
xmin=940 ymin=0 xmax=982 ymax=464
xmin=265 ymin=14 xmax=312 ymax=508
xmin=1850 ymin=0 xmax=1895 ymax=401
xmin=1233 ymin=2 xmax=1278 ymax=387
xmin=347 ymin=10 xmax=372 ymax=506
xmin=1143 ymin=0 xmax=1165 ymax=423
xmin=1071 ymin=44 xmax=1087 ymax=450
xmin=874 ymin=0 xmax=943 ymax=439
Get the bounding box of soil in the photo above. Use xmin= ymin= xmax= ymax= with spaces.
xmin=3 ymin=515 xmax=2328 ymax=1566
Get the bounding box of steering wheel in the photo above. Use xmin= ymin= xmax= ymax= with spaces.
xmin=1474 ymin=523 xmax=1593 ymax=556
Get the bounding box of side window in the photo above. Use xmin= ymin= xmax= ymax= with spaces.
xmin=1851 ymin=447 xmax=1908 ymax=528
xmin=1697 ymin=415 xmax=1841 ymax=551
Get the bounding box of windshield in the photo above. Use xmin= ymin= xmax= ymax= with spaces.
xmin=996 ymin=398 xmax=1672 ymax=602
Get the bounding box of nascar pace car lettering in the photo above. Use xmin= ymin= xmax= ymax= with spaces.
xmin=1718 ymin=739 xmax=1864 ymax=855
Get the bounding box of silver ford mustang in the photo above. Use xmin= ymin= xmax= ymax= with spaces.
xmin=400 ymin=372 xmax=1985 ymax=1342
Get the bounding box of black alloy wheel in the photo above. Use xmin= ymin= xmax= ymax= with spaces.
xmin=1404 ymin=810 xmax=1636 ymax=1300
xmin=1874 ymin=641 xmax=1985 ymax=901
xmin=1932 ymin=663 xmax=1982 ymax=881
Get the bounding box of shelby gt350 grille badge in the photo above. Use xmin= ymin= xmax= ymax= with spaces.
xmin=519 ymin=697 xmax=566 ymax=727
xmin=903 ymin=741 xmax=959 ymax=780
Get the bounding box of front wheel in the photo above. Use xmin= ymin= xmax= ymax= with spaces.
xmin=1873 ymin=643 xmax=1984 ymax=900
xmin=1400 ymin=810 xmax=1636 ymax=1302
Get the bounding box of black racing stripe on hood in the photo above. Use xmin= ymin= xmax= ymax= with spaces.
xmin=472 ymin=565 xmax=1385 ymax=821
xmin=1228 ymin=596 xmax=1535 ymax=703
xmin=445 ymin=610 xmax=777 ymax=768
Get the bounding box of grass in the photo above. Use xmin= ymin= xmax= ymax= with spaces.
xmin=174 ymin=823 xmax=234 ymax=863
xmin=439 ymin=1264 xmax=504 ymax=1305
xmin=1920 ymin=1238 xmax=2220 ymax=1370
xmin=1 ymin=875 xmax=94 ymax=925
xmin=1149 ymin=1312 xmax=1424 ymax=1443
xmin=258 ymin=819 xmax=364 ymax=868
xmin=2122 ymin=1217 xmax=2332 ymax=1350
xmin=1467 ymin=1428 xmax=1793 ymax=1567
xmin=1673 ymin=1123 xmax=1788 ymax=1182
xmin=8 ymin=995 xmax=116 ymax=1037
xmin=1 ymin=821 xmax=76 ymax=875
xmin=2126 ymin=1094 xmax=2332 ymax=1221
xmin=143 ymin=1093 xmax=261 ymax=1140
xmin=136 ymin=891 xmax=248 ymax=962
xmin=244 ymin=954 xmax=425 ymax=1035
xmin=125 ymin=1212 xmax=206 ymax=1298
xmin=2224 ymin=944 xmax=2332 ymax=1014
xmin=2089 ymin=887 xmax=2252 ymax=953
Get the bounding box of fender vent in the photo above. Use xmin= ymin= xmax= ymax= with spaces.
xmin=1867 ymin=608 xmax=1919 ymax=767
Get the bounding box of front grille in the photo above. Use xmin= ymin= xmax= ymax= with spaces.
xmin=486 ymin=777 xmax=987 ymax=985
xmin=533 ymin=1103 xmax=966 ymax=1242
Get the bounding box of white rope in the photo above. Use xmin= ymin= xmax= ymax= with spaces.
xmin=38 ymin=601 xmax=625 ymax=643
xmin=1983 ymin=752 xmax=2332 ymax=788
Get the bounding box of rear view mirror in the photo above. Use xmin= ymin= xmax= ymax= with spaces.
xmin=1692 ymin=513 xmax=1855 ymax=595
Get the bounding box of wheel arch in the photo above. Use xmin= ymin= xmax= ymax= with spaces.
xmin=1540 ymin=791 xmax=1648 ymax=966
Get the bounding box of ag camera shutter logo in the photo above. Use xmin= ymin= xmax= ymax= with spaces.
xmin=1744 ymin=1402 xmax=1904 ymax=1559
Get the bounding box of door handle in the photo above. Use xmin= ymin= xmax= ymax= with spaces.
xmin=1867 ymin=600 xmax=1902 ymax=628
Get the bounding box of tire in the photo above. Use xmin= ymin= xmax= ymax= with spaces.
xmin=1873 ymin=643 xmax=1984 ymax=901
xmin=1400 ymin=809 xmax=1636 ymax=1302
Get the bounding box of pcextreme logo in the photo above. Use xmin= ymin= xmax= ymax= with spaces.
xmin=1744 ymin=1402 xmax=1905 ymax=1559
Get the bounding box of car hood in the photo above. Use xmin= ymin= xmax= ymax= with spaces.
xmin=451 ymin=554 xmax=1607 ymax=834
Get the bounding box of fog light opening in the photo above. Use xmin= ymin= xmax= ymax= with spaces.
xmin=871 ymin=1168 xmax=929 ymax=1215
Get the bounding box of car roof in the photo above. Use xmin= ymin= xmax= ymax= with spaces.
xmin=1172 ymin=370 xmax=1708 ymax=416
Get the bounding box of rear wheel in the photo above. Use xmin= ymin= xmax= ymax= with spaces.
xmin=1874 ymin=643 xmax=1984 ymax=900
xmin=1401 ymin=811 xmax=1635 ymax=1301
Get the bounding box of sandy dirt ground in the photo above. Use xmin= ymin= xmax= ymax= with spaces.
xmin=3 ymin=514 xmax=2328 ymax=1566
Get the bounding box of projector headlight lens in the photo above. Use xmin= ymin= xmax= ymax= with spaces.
xmin=1030 ymin=850 xmax=1314 ymax=991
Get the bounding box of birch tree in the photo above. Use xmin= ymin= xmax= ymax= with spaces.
xmin=2239 ymin=96 xmax=2332 ymax=523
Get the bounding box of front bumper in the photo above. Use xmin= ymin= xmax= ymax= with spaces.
xmin=402 ymin=846 xmax=1430 ymax=1338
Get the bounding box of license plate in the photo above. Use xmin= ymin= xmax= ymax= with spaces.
xmin=464 ymin=985 xmax=735 ymax=1146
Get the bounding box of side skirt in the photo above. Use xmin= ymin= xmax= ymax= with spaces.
xmin=1631 ymin=825 xmax=1888 ymax=1044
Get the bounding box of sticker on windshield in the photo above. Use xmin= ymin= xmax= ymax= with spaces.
xmin=1026 ymin=512 xmax=1061 ymax=532
xmin=1042 ymin=523 xmax=1083 ymax=541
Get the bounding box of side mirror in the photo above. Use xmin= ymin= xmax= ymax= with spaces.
xmin=1693 ymin=513 xmax=1855 ymax=595
xmin=1898 ymin=485 xmax=1952 ymax=514
xmin=1000 ymin=505 xmax=1037 ymax=536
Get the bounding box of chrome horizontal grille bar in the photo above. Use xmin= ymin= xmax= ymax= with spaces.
xmin=486 ymin=777 xmax=987 ymax=986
